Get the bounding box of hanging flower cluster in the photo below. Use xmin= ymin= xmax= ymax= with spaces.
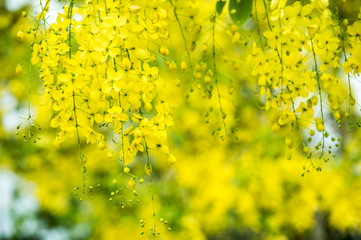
xmin=247 ymin=0 xmax=355 ymax=163
xmin=343 ymin=12 xmax=361 ymax=76
xmin=30 ymin=0 xmax=175 ymax=187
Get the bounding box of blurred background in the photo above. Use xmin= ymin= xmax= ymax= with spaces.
xmin=1 ymin=0 xmax=361 ymax=239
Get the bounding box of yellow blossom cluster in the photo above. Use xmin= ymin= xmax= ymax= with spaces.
xmin=247 ymin=0 xmax=355 ymax=161
xmin=30 ymin=0 xmax=175 ymax=177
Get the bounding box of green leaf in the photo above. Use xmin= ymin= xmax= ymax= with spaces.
xmin=228 ymin=0 xmax=253 ymax=26
xmin=216 ymin=0 xmax=227 ymax=15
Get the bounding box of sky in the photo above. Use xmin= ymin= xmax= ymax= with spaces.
xmin=6 ymin=0 xmax=63 ymax=23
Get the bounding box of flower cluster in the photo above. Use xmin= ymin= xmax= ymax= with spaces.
xmin=30 ymin=0 xmax=175 ymax=193
xmin=247 ymin=0 xmax=354 ymax=164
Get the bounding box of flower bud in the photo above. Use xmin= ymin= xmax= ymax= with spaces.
xmin=17 ymin=31 xmax=25 ymax=42
xmin=308 ymin=25 xmax=319 ymax=38
xmin=128 ymin=178 xmax=136 ymax=188
xmin=16 ymin=64 xmax=24 ymax=75
xmin=167 ymin=154 xmax=176 ymax=166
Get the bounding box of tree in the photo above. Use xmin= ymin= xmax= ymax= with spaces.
xmin=1 ymin=0 xmax=361 ymax=239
